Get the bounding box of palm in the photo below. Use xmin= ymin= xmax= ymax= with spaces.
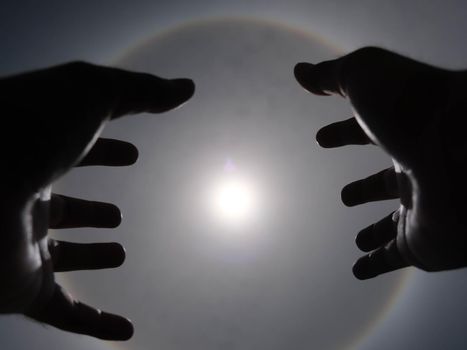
xmin=1 ymin=186 xmax=53 ymax=315
xmin=0 ymin=62 xmax=194 ymax=339
xmin=295 ymin=47 xmax=467 ymax=278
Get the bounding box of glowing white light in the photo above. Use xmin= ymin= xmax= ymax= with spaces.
xmin=209 ymin=176 xmax=258 ymax=226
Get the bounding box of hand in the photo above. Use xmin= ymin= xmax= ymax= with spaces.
xmin=0 ymin=62 xmax=194 ymax=339
xmin=294 ymin=47 xmax=467 ymax=279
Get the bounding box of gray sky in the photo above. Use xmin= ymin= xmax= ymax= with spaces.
xmin=1 ymin=1 xmax=467 ymax=350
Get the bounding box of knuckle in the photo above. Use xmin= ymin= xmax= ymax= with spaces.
xmin=49 ymin=194 xmax=66 ymax=228
xmin=60 ymin=61 xmax=101 ymax=83
xmin=349 ymin=46 xmax=389 ymax=61
xmin=48 ymin=239 xmax=61 ymax=266
xmin=343 ymin=46 xmax=392 ymax=75
xmin=63 ymin=61 xmax=94 ymax=73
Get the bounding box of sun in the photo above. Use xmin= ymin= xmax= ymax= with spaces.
xmin=209 ymin=174 xmax=259 ymax=227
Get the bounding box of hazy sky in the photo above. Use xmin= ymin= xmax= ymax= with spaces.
xmin=1 ymin=1 xmax=467 ymax=350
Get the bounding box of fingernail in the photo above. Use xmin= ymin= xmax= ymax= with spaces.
xmin=102 ymin=314 xmax=134 ymax=340
xmin=123 ymin=143 xmax=139 ymax=165
xmin=341 ymin=183 xmax=360 ymax=207
xmin=101 ymin=204 xmax=122 ymax=228
xmin=107 ymin=142 xmax=139 ymax=166
xmin=355 ymin=226 xmax=374 ymax=252
xmin=294 ymin=62 xmax=314 ymax=78
xmin=294 ymin=62 xmax=313 ymax=86
xmin=294 ymin=62 xmax=329 ymax=96
xmin=117 ymin=318 xmax=134 ymax=341
xmin=352 ymin=256 xmax=376 ymax=280
xmin=106 ymin=243 xmax=126 ymax=267
xmin=170 ymin=78 xmax=195 ymax=105
xmin=341 ymin=185 xmax=353 ymax=206
xmin=316 ymin=127 xmax=341 ymax=148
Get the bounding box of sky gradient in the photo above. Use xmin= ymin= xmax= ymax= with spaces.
xmin=1 ymin=1 xmax=467 ymax=350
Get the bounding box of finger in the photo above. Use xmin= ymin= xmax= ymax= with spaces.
xmin=78 ymin=138 xmax=138 ymax=167
xmin=295 ymin=47 xmax=400 ymax=98
xmin=341 ymin=167 xmax=398 ymax=207
xmin=59 ymin=62 xmax=195 ymax=118
xmin=353 ymin=239 xmax=409 ymax=280
xmin=48 ymin=239 xmax=125 ymax=272
xmin=96 ymin=64 xmax=195 ymax=118
xmin=294 ymin=59 xmax=344 ymax=96
xmin=7 ymin=62 xmax=195 ymax=118
xmin=355 ymin=212 xmax=398 ymax=252
xmin=49 ymin=194 xmax=121 ymax=229
xmin=316 ymin=117 xmax=371 ymax=148
xmin=27 ymin=284 xmax=133 ymax=340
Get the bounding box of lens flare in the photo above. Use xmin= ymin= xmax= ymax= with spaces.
xmin=208 ymin=172 xmax=258 ymax=227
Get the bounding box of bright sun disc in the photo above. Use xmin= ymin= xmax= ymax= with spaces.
xmin=209 ymin=176 xmax=258 ymax=226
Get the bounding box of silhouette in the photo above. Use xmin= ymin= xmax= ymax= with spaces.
xmin=0 ymin=62 xmax=194 ymax=340
xmin=2 ymin=46 xmax=466 ymax=341
xmin=295 ymin=47 xmax=467 ymax=279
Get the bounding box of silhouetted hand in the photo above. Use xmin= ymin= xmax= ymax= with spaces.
xmin=295 ymin=47 xmax=467 ymax=279
xmin=0 ymin=62 xmax=194 ymax=339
